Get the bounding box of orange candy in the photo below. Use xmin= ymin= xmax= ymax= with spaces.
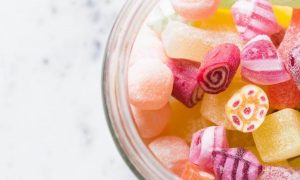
xmin=267 ymin=80 xmax=300 ymax=110
xmin=171 ymin=160 xmax=215 ymax=180
xmin=131 ymin=103 xmax=171 ymax=138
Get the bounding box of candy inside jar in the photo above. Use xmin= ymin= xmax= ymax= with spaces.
xmin=127 ymin=0 xmax=300 ymax=179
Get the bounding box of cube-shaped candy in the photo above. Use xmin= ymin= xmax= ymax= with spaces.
xmin=253 ymin=109 xmax=300 ymax=162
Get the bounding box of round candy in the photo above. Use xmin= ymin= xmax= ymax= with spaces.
xmin=128 ymin=60 xmax=174 ymax=110
xmin=171 ymin=0 xmax=221 ymax=20
xmin=131 ymin=103 xmax=171 ymax=138
xmin=149 ymin=136 xmax=189 ymax=169
xmin=225 ymin=84 xmax=269 ymax=132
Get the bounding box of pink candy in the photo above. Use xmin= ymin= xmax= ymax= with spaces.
xmin=258 ymin=166 xmax=300 ymax=180
xmin=149 ymin=136 xmax=190 ymax=169
xmin=241 ymin=35 xmax=290 ymax=85
xmin=171 ymin=0 xmax=220 ymax=20
xmin=212 ymin=148 xmax=263 ymax=180
xmin=288 ymin=45 xmax=300 ymax=90
xmin=231 ymin=0 xmax=281 ymax=42
xmin=128 ymin=60 xmax=174 ymax=110
xmin=167 ymin=59 xmax=203 ymax=108
xmin=189 ymin=126 xmax=228 ymax=172
xmin=197 ymin=43 xmax=241 ymax=94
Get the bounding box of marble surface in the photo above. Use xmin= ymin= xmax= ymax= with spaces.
xmin=0 ymin=0 xmax=136 ymax=179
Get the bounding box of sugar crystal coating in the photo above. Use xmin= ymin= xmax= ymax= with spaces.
xmin=128 ymin=60 xmax=173 ymax=110
xmin=131 ymin=103 xmax=171 ymax=138
xmin=288 ymin=45 xmax=300 ymax=90
xmin=149 ymin=136 xmax=189 ymax=169
xmin=212 ymin=148 xmax=263 ymax=180
xmin=258 ymin=166 xmax=300 ymax=180
xmin=253 ymin=109 xmax=300 ymax=162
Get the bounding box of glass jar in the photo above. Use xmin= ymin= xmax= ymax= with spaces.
xmin=102 ymin=0 xmax=177 ymax=179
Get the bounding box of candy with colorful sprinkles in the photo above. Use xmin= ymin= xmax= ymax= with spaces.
xmin=225 ymin=84 xmax=269 ymax=132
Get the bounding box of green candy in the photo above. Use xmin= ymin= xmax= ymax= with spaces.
xmin=219 ymin=0 xmax=300 ymax=8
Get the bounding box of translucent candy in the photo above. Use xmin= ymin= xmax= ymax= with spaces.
xmin=131 ymin=103 xmax=171 ymax=139
xmin=246 ymin=146 xmax=289 ymax=167
xmin=161 ymin=21 xmax=244 ymax=62
xmin=253 ymin=109 xmax=300 ymax=162
xmin=171 ymin=0 xmax=220 ymax=20
xmin=128 ymin=60 xmax=174 ymax=110
xmin=289 ymin=156 xmax=300 ymax=168
xmin=267 ymin=80 xmax=300 ymax=110
xmin=163 ymin=99 xmax=214 ymax=143
xmin=189 ymin=126 xmax=228 ymax=171
xmin=258 ymin=166 xmax=300 ymax=180
xmin=149 ymin=136 xmax=189 ymax=168
xmin=212 ymin=148 xmax=263 ymax=180
xmin=200 ymin=75 xmax=247 ymax=130
xmin=227 ymin=130 xmax=255 ymax=147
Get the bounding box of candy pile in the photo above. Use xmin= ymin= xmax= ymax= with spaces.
xmin=127 ymin=0 xmax=300 ymax=179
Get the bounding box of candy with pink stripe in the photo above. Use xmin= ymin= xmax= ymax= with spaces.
xmin=241 ymin=35 xmax=290 ymax=85
xmin=231 ymin=0 xmax=281 ymax=42
xmin=288 ymin=45 xmax=300 ymax=90
xmin=167 ymin=59 xmax=203 ymax=108
xmin=197 ymin=43 xmax=240 ymax=94
xmin=189 ymin=126 xmax=228 ymax=172
xmin=212 ymin=148 xmax=263 ymax=180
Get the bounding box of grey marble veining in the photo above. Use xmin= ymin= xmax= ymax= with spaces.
xmin=0 ymin=0 xmax=136 ymax=179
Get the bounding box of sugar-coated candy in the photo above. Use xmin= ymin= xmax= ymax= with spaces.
xmin=149 ymin=136 xmax=189 ymax=168
xmin=197 ymin=43 xmax=241 ymax=94
xmin=212 ymin=148 xmax=263 ymax=180
xmin=231 ymin=0 xmax=281 ymax=42
xmin=171 ymin=160 xmax=215 ymax=180
xmin=171 ymin=0 xmax=220 ymax=20
xmin=201 ymin=75 xmax=246 ymax=130
xmin=167 ymin=59 xmax=203 ymax=108
xmin=258 ymin=166 xmax=300 ymax=180
xmin=220 ymin=0 xmax=300 ymax=8
xmin=241 ymin=35 xmax=290 ymax=85
xmin=253 ymin=109 xmax=300 ymax=162
xmin=130 ymin=26 xmax=168 ymax=66
xmin=278 ymin=9 xmax=300 ymax=65
xmin=267 ymin=80 xmax=300 ymax=109
xmin=128 ymin=60 xmax=173 ymax=110
xmin=163 ymin=99 xmax=214 ymax=143
xmin=288 ymin=45 xmax=300 ymax=90
xmin=225 ymin=84 xmax=269 ymax=132
xmin=189 ymin=126 xmax=228 ymax=171
xmin=161 ymin=21 xmax=244 ymax=62
xmin=131 ymin=103 xmax=171 ymax=138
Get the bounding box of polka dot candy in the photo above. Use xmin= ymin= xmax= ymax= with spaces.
xmin=225 ymin=85 xmax=269 ymax=132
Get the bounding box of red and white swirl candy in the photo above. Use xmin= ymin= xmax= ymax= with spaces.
xmin=241 ymin=35 xmax=290 ymax=85
xmin=197 ymin=43 xmax=240 ymax=94
xmin=231 ymin=0 xmax=281 ymax=42
xmin=189 ymin=126 xmax=228 ymax=172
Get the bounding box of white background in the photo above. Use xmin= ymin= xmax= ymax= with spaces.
xmin=0 ymin=0 xmax=136 ymax=179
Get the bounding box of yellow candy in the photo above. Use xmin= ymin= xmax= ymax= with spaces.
xmin=246 ymin=146 xmax=289 ymax=167
xmin=162 ymin=99 xmax=214 ymax=143
xmin=253 ymin=109 xmax=300 ymax=163
xmin=201 ymin=74 xmax=247 ymax=130
xmin=273 ymin=5 xmax=292 ymax=29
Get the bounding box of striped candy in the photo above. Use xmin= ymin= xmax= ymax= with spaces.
xmin=231 ymin=0 xmax=281 ymax=42
xmin=225 ymin=85 xmax=269 ymax=132
xmin=241 ymin=35 xmax=290 ymax=85
xmin=197 ymin=43 xmax=241 ymax=94
xmin=212 ymin=148 xmax=263 ymax=180
xmin=189 ymin=126 xmax=228 ymax=172
xmin=288 ymin=45 xmax=300 ymax=90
